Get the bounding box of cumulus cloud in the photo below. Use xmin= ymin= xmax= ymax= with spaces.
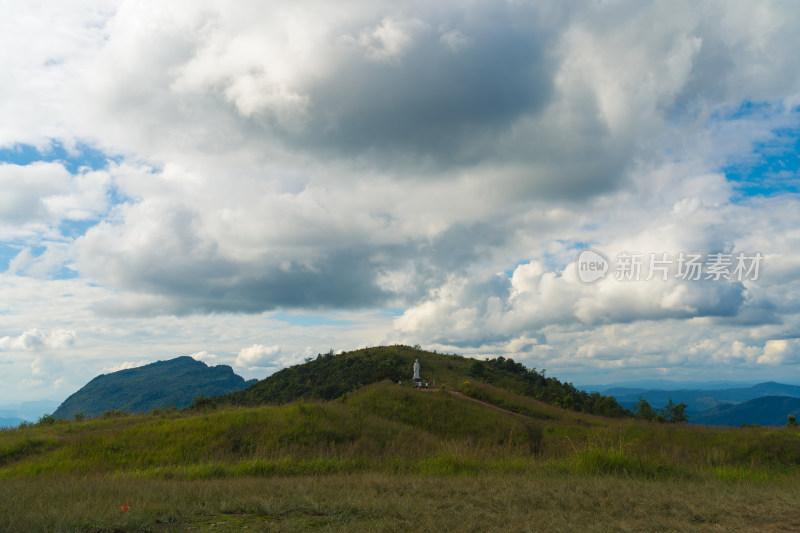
xmin=0 ymin=329 xmax=76 ymax=351
xmin=1 ymin=0 xmax=800 ymax=392
xmin=394 ymin=258 xmax=751 ymax=348
xmin=53 ymin=0 xmax=798 ymax=319
xmin=189 ymin=351 xmax=219 ymax=364
xmin=0 ymin=162 xmax=109 ymax=229
xmin=235 ymin=344 xmax=282 ymax=369
xmin=758 ymin=339 xmax=800 ymax=365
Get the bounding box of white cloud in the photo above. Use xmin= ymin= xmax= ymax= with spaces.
xmin=758 ymin=339 xmax=800 ymax=365
xmin=344 ymin=17 xmax=425 ymax=63
xmin=0 ymin=162 xmax=109 ymax=228
xmin=0 ymin=0 xmax=799 ymax=401
xmin=189 ymin=351 xmax=219 ymax=364
xmin=0 ymin=329 xmax=76 ymax=352
xmin=235 ymin=344 xmax=282 ymax=369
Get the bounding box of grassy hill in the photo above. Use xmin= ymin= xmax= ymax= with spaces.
xmin=53 ymin=356 xmax=256 ymax=419
xmin=2 ymin=346 xmax=800 ymax=530
xmin=219 ymin=345 xmax=625 ymax=417
xmin=2 ymin=378 xmax=800 ymax=530
xmin=8 ymin=379 xmax=800 ymax=479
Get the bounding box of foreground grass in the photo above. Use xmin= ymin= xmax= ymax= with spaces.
xmin=3 ymin=381 xmax=800 ymax=530
xmin=0 ymin=470 xmax=799 ymax=532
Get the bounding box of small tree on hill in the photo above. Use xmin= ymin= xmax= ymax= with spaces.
xmin=190 ymin=395 xmax=217 ymax=411
xmin=634 ymin=398 xmax=656 ymax=421
xmin=663 ymin=398 xmax=689 ymax=424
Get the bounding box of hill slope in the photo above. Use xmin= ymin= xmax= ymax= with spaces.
xmin=4 ymin=379 xmax=800 ymax=532
xmin=219 ymin=345 xmax=624 ymax=417
xmin=53 ymin=356 xmax=256 ymax=419
xmin=6 ymin=379 xmax=800 ymax=480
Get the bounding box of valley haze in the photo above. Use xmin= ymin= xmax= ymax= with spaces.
xmin=1 ymin=1 xmax=800 ymax=406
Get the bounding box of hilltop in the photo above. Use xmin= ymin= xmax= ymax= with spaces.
xmin=53 ymin=356 xmax=256 ymax=419
xmin=218 ymin=345 xmax=625 ymax=417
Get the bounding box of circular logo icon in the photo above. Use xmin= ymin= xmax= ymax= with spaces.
xmin=577 ymin=249 xmax=608 ymax=283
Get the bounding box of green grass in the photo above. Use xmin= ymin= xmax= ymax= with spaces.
xmin=1 ymin=471 xmax=799 ymax=532
xmin=2 ymin=380 xmax=800 ymax=530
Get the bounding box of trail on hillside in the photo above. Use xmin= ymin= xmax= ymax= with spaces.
xmin=446 ymin=391 xmax=520 ymax=417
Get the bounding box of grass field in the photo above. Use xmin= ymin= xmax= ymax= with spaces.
xmin=2 ymin=471 xmax=799 ymax=531
xmin=1 ymin=381 xmax=799 ymax=531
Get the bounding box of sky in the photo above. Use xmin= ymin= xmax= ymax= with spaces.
xmin=1 ymin=0 xmax=800 ymax=405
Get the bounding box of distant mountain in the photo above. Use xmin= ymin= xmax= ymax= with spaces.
xmin=0 ymin=399 xmax=61 ymax=423
xmin=0 ymin=417 xmax=26 ymax=428
xmin=608 ymin=382 xmax=800 ymax=409
xmin=596 ymin=382 xmax=800 ymax=426
xmin=53 ymin=357 xmax=257 ymax=419
xmin=580 ymin=380 xmax=758 ymax=393
xmin=692 ymin=396 xmax=800 ymax=427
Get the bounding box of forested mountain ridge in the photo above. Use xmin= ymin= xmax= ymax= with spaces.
xmin=53 ymin=356 xmax=256 ymax=419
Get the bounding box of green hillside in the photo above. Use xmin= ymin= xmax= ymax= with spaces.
xmin=53 ymin=356 xmax=256 ymax=419
xmin=3 ymin=375 xmax=800 ymax=530
xmin=220 ymin=345 xmax=624 ymax=417
xmin=9 ymin=379 xmax=800 ymax=479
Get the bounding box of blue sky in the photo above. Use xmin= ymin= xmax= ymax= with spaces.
xmin=719 ymin=104 xmax=800 ymax=198
xmin=0 ymin=142 xmax=114 ymax=276
xmin=1 ymin=0 xmax=800 ymax=405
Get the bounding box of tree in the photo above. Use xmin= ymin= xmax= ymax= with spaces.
xmin=663 ymin=398 xmax=689 ymax=424
xmin=467 ymin=360 xmax=486 ymax=378
xmin=634 ymin=398 xmax=656 ymax=421
xmin=37 ymin=413 xmax=56 ymax=426
xmin=788 ymin=414 xmax=799 ymax=427
xmin=191 ymin=395 xmax=217 ymax=411
xmin=635 ymin=398 xmax=688 ymax=424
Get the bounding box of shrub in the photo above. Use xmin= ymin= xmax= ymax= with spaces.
xmin=36 ymin=414 xmax=56 ymax=426
xmin=100 ymin=410 xmax=129 ymax=419
xmin=190 ymin=396 xmax=217 ymax=411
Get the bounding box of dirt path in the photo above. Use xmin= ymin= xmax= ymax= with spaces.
xmin=447 ymin=390 xmax=520 ymax=417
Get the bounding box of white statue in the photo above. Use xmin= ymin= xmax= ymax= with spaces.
xmin=413 ymin=359 xmax=421 ymax=381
